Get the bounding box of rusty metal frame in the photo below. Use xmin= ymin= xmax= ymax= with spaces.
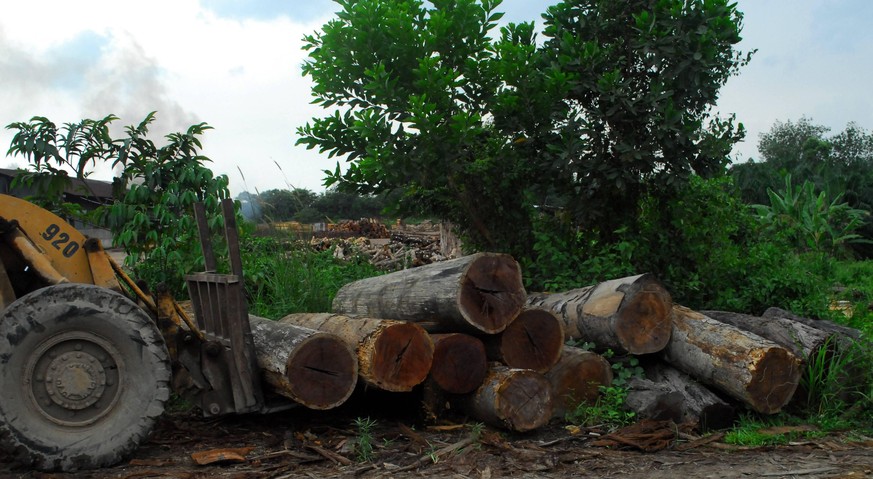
xmin=185 ymin=199 xmax=263 ymax=416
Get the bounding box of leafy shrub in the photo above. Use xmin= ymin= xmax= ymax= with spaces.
xmin=753 ymin=174 xmax=870 ymax=257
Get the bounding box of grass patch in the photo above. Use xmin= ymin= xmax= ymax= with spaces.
xmin=240 ymin=233 xmax=382 ymax=318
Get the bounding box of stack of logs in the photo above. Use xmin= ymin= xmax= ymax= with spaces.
xmin=249 ymin=252 xmax=861 ymax=433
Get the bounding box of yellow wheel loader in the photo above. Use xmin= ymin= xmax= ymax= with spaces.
xmin=0 ymin=194 xmax=274 ymax=471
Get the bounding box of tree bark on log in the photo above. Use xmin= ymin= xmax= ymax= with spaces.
xmin=664 ymin=306 xmax=801 ymax=414
xmin=526 ymin=273 xmax=673 ymax=354
xmin=453 ymin=364 xmax=553 ymax=432
xmin=626 ymin=362 xmax=735 ymax=431
xmin=276 ymin=313 xmax=433 ymax=392
xmin=701 ymin=310 xmax=835 ymax=362
xmin=544 ymin=346 xmax=612 ymax=419
xmin=762 ymin=307 xmax=862 ymax=348
xmin=429 ymin=333 xmax=487 ymax=394
xmin=332 ymin=252 xmax=526 ymax=334
xmin=481 ymin=308 xmax=564 ymax=373
xmin=248 ymin=316 xmax=357 ymax=410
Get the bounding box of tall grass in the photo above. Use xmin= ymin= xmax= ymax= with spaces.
xmin=239 ymin=233 xmax=382 ymax=319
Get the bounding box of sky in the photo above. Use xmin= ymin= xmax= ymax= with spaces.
xmin=1 ymin=1 xmax=871 ymax=197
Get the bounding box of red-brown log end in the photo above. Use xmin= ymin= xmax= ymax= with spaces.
xmin=430 ymin=333 xmax=487 ymax=394
xmin=493 ymin=369 xmax=553 ymax=432
xmin=746 ymin=347 xmax=801 ymax=414
xmin=284 ymin=335 xmax=358 ymax=410
xmin=545 ymin=349 xmax=613 ymax=417
xmin=370 ymin=322 xmax=434 ymax=392
xmin=496 ymin=309 xmax=564 ymax=373
xmin=615 ymin=283 xmax=673 ymax=354
xmin=459 ymin=253 xmax=526 ymax=334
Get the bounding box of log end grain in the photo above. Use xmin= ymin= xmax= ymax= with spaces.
xmin=366 ymin=322 xmax=434 ymax=392
xmin=614 ymin=283 xmax=673 ymax=355
xmin=492 ymin=368 xmax=552 ymax=432
xmin=284 ymin=334 xmax=358 ymax=410
xmin=746 ymin=347 xmax=801 ymax=414
xmin=430 ymin=333 xmax=487 ymax=394
xmin=545 ymin=348 xmax=613 ymax=418
xmin=494 ymin=309 xmax=565 ymax=373
xmin=458 ymin=253 xmax=526 ymax=334
xmin=458 ymin=366 xmax=553 ymax=432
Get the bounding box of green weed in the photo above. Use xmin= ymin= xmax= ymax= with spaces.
xmin=352 ymin=416 xmax=378 ymax=462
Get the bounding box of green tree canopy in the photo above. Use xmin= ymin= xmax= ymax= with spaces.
xmin=258 ymin=188 xmax=318 ymax=221
xmin=298 ymin=0 xmax=750 ymax=258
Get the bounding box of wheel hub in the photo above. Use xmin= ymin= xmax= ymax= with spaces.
xmin=44 ymin=351 xmax=107 ymax=410
xmin=25 ymin=331 xmax=124 ymax=427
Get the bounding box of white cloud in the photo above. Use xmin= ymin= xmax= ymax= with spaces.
xmin=0 ymin=0 xmax=333 ymax=195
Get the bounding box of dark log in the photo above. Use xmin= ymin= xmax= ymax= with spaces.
xmin=248 ymin=316 xmax=357 ymax=410
xmin=527 ymin=273 xmax=673 ymax=354
xmin=544 ymin=346 xmax=612 ymax=418
xmin=701 ymin=310 xmax=835 ymax=362
xmin=481 ymin=308 xmax=564 ymax=373
xmin=332 ymin=252 xmax=526 ymax=334
xmin=277 ymin=313 xmax=433 ymax=392
xmin=429 ymin=333 xmax=487 ymax=394
xmin=762 ymin=307 xmax=862 ymax=348
xmin=627 ymin=362 xmax=735 ymax=431
xmin=625 ymin=378 xmax=686 ymax=424
xmin=453 ymin=364 xmax=553 ymax=432
xmin=664 ymin=306 xmax=801 ymax=414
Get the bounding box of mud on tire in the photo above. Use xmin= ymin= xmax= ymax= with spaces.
xmin=0 ymin=283 xmax=171 ymax=471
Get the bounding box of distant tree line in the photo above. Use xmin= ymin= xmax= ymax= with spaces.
xmin=237 ymin=188 xmax=389 ymax=224
xmin=730 ymin=118 xmax=873 ymax=257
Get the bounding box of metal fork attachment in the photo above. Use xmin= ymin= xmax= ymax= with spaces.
xmin=186 ymin=199 xmax=264 ymax=416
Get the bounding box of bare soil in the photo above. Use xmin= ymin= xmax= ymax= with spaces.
xmin=2 ymin=395 xmax=872 ymax=479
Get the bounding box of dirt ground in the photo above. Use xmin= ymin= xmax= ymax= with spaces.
xmin=2 ymin=395 xmax=872 ymax=479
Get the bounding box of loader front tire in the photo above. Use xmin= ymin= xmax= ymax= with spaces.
xmin=0 ymin=283 xmax=171 ymax=471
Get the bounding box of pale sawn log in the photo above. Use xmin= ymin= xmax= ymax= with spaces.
xmin=453 ymin=363 xmax=553 ymax=432
xmin=527 ymin=273 xmax=673 ymax=354
xmin=277 ymin=313 xmax=433 ymax=392
xmin=248 ymin=316 xmax=357 ymax=410
xmin=332 ymin=252 xmax=526 ymax=334
xmin=664 ymin=306 xmax=801 ymax=414
xmin=544 ymin=345 xmax=612 ymax=418
xmin=429 ymin=333 xmax=488 ymax=394
xmin=481 ymin=308 xmax=564 ymax=373
xmin=701 ymin=310 xmax=835 ymax=362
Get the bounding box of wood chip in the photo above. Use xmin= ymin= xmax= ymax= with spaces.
xmin=190 ymin=446 xmax=255 ymax=465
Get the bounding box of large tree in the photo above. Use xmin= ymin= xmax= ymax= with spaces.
xmin=298 ymin=0 xmax=749 ymax=256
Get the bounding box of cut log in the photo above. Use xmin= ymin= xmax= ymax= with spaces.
xmin=332 ymin=252 xmax=526 ymax=334
xmin=527 ymin=273 xmax=673 ymax=354
xmin=248 ymin=316 xmax=357 ymax=410
xmin=429 ymin=333 xmax=488 ymax=394
xmin=701 ymin=310 xmax=835 ymax=362
xmin=625 ymin=378 xmax=686 ymax=424
xmin=453 ymin=364 xmax=553 ymax=432
xmin=626 ymin=362 xmax=735 ymax=431
xmin=762 ymin=307 xmax=862 ymax=348
xmin=664 ymin=306 xmax=801 ymax=414
xmin=276 ymin=313 xmax=433 ymax=392
xmin=544 ymin=346 xmax=612 ymax=419
xmin=481 ymin=308 xmax=564 ymax=373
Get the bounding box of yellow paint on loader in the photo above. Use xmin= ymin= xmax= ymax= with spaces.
xmin=0 ymin=194 xmax=95 ymax=284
